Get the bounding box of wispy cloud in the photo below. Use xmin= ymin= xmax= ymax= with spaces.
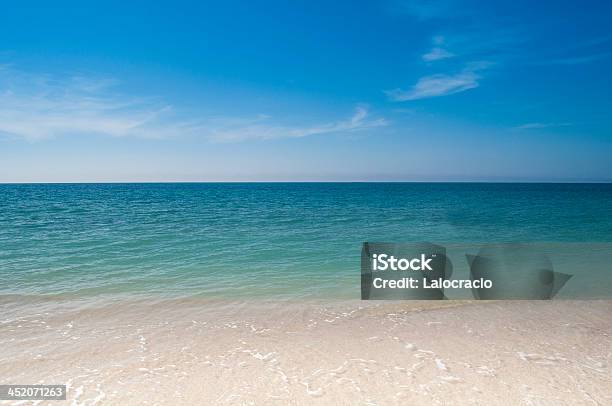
xmin=515 ymin=122 xmax=571 ymax=130
xmin=205 ymin=106 xmax=387 ymax=142
xmin=537 ymin=52 xmax=611 ymax=66
xmin=0 ymin=68 xmax=386 ymax=142
xmin=422 ymin=36 xmax=455 ymax=61
xmin=423 ymin=47 xmax=455 ymax=62
xmin=387 ymin=0 xmax=527 ymax=103
xmin=526 ymin=36 xmax=612 ymax=66
xmin=386 ymin=63 xmax=489 ymax=101
xmin=389 ymin=19 xmax=506 ymax=101
xmin=0 ymin=69 xmax=190 ymax=140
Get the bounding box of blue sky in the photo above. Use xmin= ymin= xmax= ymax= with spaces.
xmin=0 ymin=0 xmax=611 ymax=181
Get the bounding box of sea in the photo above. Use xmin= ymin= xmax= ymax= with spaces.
xmin=1 ymin=183 xmax=611 ymax=301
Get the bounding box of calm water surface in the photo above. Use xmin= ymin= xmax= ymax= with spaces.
xmin=1 ymin=183 xmax=611 ymax=299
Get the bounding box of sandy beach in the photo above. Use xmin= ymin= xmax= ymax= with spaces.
xmin=1 ymin=0 xmax=611 ymax=402
xmin=1 ymin=299 xmax=610 ymax=405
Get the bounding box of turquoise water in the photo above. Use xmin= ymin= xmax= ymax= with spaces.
xmin=1 ymin=183 xmax=611 ymax=299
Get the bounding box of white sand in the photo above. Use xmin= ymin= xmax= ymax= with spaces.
xmin=1 ymin=299 xmax=611 ymax=405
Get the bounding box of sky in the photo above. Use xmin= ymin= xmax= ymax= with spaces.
xmin=0 ymin=0 xmax=611 ymax=182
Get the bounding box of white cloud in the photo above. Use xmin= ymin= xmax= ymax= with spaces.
xmin=0 ymin=70 xmax=191 ymax=140
xmin=205 ymin=106 xmax=387 ymax=142
xmin=386 ymin=60 xmax=493 ymax=102
xmin=385 ymin=70 xmax=479 ymax=101
xmin=432 ymin=35 xmax=445 ymax=45
xmin=422 ymin=35 xmax=455 ymax=62
xmin=515 ymin=122 xmax=571 ymax=130
xmin=422 ymin=47 xmax=455 ymax=61
xmin=0 ymin=68 xmax=386 ymax=142
xmin=539 ymin=53 xmax=611 ymax=66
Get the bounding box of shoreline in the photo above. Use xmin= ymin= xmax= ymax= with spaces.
xmin=1 ymin=299 xmax=610 ymax=404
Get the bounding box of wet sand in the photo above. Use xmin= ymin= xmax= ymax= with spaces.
xmin=1 ymin=299 xmax=611 ymax=405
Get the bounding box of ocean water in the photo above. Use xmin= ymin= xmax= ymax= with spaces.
xmin=1 ymin=183 xmax=611 ymax=300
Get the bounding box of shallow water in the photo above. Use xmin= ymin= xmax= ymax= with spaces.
xmin=1 ymin=183 xmax=611 ymax=300
xmin=1 ymin=299 xmax=610 ymax=405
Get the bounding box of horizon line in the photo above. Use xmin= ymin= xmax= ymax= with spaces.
xmin=1 ymin=180 xmax=611 ymax=185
